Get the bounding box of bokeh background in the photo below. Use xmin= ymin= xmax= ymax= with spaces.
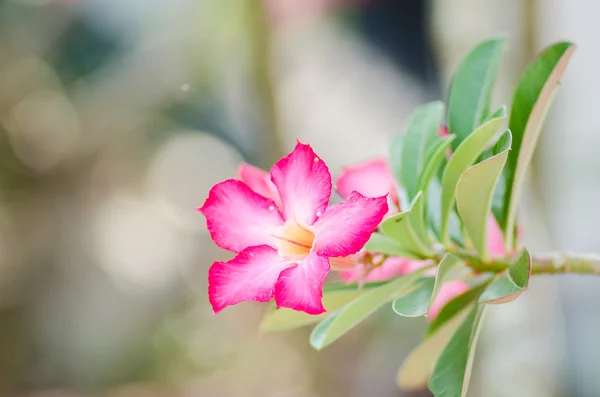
xmin=0 ymin=0 xmax=598 ymax=396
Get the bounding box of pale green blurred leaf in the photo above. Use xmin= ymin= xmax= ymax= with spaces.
xmin=397 ymin=308 xmax=468 ymax=390
xmin=364 ymin=233 xmax=425 ymax=259
xmin=393 ymin=277 xmax=435 ymax=317
xmin=457 ymin=130 xmax=512 ymax=259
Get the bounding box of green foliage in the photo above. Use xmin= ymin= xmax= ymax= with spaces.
xmin=480 ymin=249 xmax=531 ymax=304
xmin=502 ymin=42 xmax=576 ymax=249
xmin=440 ymin=116 xmax=506 ymax=244
xmin=380 ymin=194 xmax=434 ymax=258
xmin=429 ymin=305 xmax=487 ymax=397
xmin=280 ymin=37 xmax=575 ymax=396
xmin=392 ymin=101 xmax=445 ymax=200
xmin=457 ymin=130 xmax=512 ymax=259
xmin=364 ymin=233 xmax=425 ymax=259
xmin=392 ymin=277 xmax=435 ymax=317
xmin=427 ymin=281 xmax=491 ymax=337
xmin=447 ymin=37 xmax=506 ymax=150
xmin=309 ymin=267 xmax=430 ymax=350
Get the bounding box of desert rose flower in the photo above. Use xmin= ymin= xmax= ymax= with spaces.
xmin=199 ymin=141 xmax=388 ymax=315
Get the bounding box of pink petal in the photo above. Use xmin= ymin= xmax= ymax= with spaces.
xmin=270 ymin=141 xmax=332 ymax=226
xmin=336 ymin=158 xmax=396 ymax=199
xmin=313 ymin=191 xmax=388 ymax=258
xmin=340 ymin=257 xmax=409 ymax=283
xmin=400 ymin=259 xmax=436 ymax=277
xmin=199 ymin=179 xmax=284 ymax=253
xmin=237 ymin=163 xmax=271 ymax=198
xmin=274 ymin=252 xmax=330 ymax=314
xmin=208 ymin=245 xmax=292 ymax=313
xmin=487 ymin=215 xmax=505 ymax=256
xmin=427 ymin=280 xmax=469 ymax=320
xmin=237 ymin=163 xmax=282 ymax=206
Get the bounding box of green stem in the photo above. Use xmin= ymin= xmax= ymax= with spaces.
xmin=530 ymin=252 xmax=600 ymax=275
xmin=439 ymin=249 xmax=600 ymax=276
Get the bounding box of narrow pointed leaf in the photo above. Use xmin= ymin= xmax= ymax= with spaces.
xmin=364 ymin=233 xmax=425 ymax=259
xmin=503 ymin=42 xmax=576 ymax=249
xmin=392 ymin=101 xmax=445 ymax=200
xmin=457 ymin=130 xmax=512 ymax=259
xmin=479 ymin=249 xmax=531 ymax=304
xmin=398 ymin=309 xmax=468 ymax=390
xmin=393 ymin=277 xmax=435 ymax=317
xmin=428 ymin=305 xmax=487 ymax=397
xmin=448 ymin=37 xmax=506 ymax=150
xmin=440 ymin=116 xmax=506 ymax=244
xmin=310 ymin=267 xmax=430 ymax=350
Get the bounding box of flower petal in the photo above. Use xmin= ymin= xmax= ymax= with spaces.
xmin=237 ymin=163 xmax=271 ymax=197
xmin=274 ymin=253 xmax=330 ymax=315
xmin=427 ymin=280 xmax=469 ymax=320
xmin=270 ymin=141 xmax=331 ymax=226
xmin=208 ymin=245 xmax=291 ymax=313
xmin=487 ymin=215 xmax=505 ymax=256
xmin=340 ymin=257 xmax=409 ymax=283
xmin=237 ymin=163 xmax=281 ymax=206
xmin=313 ymin=191 xmax=388 ymax=257
xmin=336 ymin=158 xmax=397 ymax=200
xmin=199 ymin=179 xmax=284 ymax=252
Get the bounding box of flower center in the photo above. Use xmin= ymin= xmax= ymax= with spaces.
xmin=275 ymin=220 xmax=315 ymax=257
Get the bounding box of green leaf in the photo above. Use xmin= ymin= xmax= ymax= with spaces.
xmin=393 ymin=101 xmax=445 ymax=200
xmin=440 ymin=116 xmax=506 ymax=244
xmin=397 ymin=308 xmax=469 ymax=390
xmin=479 ymin=249 xmax=531 ymax=304
xmin=428 ymin=305 xmax=487 ymax=397
xmin=427 ymin=281 xmax=490 ymax=337
xmin=409 ymin=191 xmax=431 ymax=246
xmin=447 ymin=37 xmax=506 ymax=150
xmin=417 ymin=135 xmax=456 ymax=194
xmin=457 ymin=130 xmax=512 ymax=259
xmin=425 ymin=180 xmax=464 ymax=246
xmin=364 ymin=233 xmax=425 ymax=259
xmin=428 ymin=254 xmax=463 ymax=313
xmin=503 ymin=42 xmax=576 ymax=249
xmin=393 ymin=277 xmax=435 ymax=317
xmin=310 ymin=267 xmax=430 ymax=350
xmin=483 ymin=105 xmax=507 ymax=123
xmin=380 ymin=206 xmax=434 ymax=258
xmin=260 ymin=289 xmax=363 ymax=333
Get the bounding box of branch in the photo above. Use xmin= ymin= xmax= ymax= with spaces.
xmin=531 ymin=252 xmax=600 ymax=275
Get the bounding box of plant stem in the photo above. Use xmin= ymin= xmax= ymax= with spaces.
xmin=444 ymin=249 xmax=600 ymax=276
xmin=531 ymin=252 xmax=600 ymax=275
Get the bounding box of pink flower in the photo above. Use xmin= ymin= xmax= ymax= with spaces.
xmin=199 ymin=142 xmax=388 ymax=315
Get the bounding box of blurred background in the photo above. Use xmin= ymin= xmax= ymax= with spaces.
xmin=0 ymin=0 xmax=598 ymax=396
